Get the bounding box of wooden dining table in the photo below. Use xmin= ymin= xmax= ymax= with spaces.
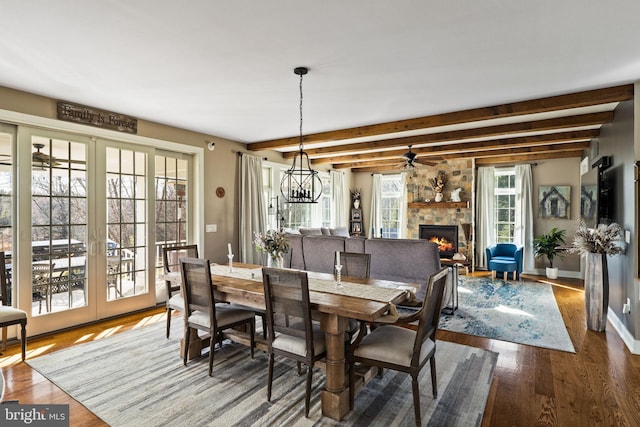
xmin=171 ymin=262 xmax=414 ymax=421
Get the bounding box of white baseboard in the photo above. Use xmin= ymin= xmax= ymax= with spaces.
xmin=607 ymin=309 xmax=640 ymax=355
xmin=523 ymin=269 xmax=582 ymax=279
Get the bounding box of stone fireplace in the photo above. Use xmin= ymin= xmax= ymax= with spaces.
xmin=419 ymin=225 xmax=459 ymax=258
xmin=405 ymin=159 xmax=473 ymax=257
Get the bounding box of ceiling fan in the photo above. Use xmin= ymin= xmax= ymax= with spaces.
xmin=32 ymin=143 xmax=61 ymax=167
xmin=400 ymin=146 xmax=437 ymax=170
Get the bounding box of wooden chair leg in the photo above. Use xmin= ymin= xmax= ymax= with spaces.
xmin=208 ymin=335 xmax=215 ymax=376
xmin=411 ymin=374 xmax=421 ymax=427
xmin=305 ymin=365 xmax=313 ymax=417
xmin=430 ymin=356 xmax=438 ymax=398
xmin=2 ymin=326 xmax=7 ymax=351
xmin=267 ymin=354 xmax=274 ymax=401
xmin=20 ymin=321 xmax=26 ymax=361
xmin=250 ymin=321 xmax=255 ymax=359
xmin=183 ymin=327 xmax=191 ymax=366
xmin=166 ymin=307 xmax=172 ymax=339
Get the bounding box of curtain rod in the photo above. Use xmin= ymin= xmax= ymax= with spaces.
xmin=235 ymin=151 xmax=267 ymax=161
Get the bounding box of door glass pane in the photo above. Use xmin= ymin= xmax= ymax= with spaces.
xmin=154 ymin=154 xmax=190 ymax=293
xmin=106 ymin=147 xmax=148 ymax=301
xmin=0 ymin=131 xmax=12 ymax=305
xmin=31 ymin=136 xmax=87 ymax=316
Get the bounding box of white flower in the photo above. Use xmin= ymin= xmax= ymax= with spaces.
xmin=570 ymin=220 xmax=624 ymax=255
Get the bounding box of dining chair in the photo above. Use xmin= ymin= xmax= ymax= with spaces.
xmin=348 ymin=266 xmax=449 ymax=427
xmin=162 ymin=244 xmax=199 ymax=338
xmin=261 ymin=267 xmax=326 ymax=417
xmin=181 ymin=257 xmax=255 ymax=376
xmin=0 ymin=252 xmax=27 ymax=361
xmin=338 ymin=252 xmax=371 ymax=279
xmin=336 ymin=251 xmax=371 ymax=343
xmin=32 ymin=263 xmax=53 ymax=313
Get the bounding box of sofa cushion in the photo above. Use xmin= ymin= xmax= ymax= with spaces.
xmin=330 ymin=227 xmax=350 ymax=237
xmin=300 ymin=228 xmax=322 ymax=236
xmin=285 ymin=233 xmax=305 ymax=269
xmin=321 ymin=227 xmax=331 ymax=236
xmin=301 ymin=235 xmax=347 ymax=274
xmin=345 ymin=236 xmax=366 ymax=253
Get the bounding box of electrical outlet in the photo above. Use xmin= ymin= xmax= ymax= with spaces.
xmin=623 ymin=298 xmax=631 ymax=314
xmin=206 ymin=224 xmax=217 ymax=233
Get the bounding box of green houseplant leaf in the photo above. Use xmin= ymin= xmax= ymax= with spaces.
xmin=533 ymin=227 xmax=567 ymax=268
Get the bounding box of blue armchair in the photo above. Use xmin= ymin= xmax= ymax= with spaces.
xmin=486 ymin=243 xmax=523 ymax=280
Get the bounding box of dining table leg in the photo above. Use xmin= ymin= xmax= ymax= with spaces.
xmin=320 ymin=312 xmax=350 ymax=420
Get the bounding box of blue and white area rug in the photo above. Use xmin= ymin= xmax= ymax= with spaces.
xmin=440 ymin=276 xmax=575 ymax=353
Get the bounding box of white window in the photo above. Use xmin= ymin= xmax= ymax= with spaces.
xmin=262 ymin=165 xmax=330 ymax=230
xmin=494 ymin=168 xmax=515 ymax=243
xmin=381 ymin=175 xmax=403 ymax=238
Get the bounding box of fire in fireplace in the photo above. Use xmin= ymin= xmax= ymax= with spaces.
xmin=419 ymin=225 xmax=459 ymax=258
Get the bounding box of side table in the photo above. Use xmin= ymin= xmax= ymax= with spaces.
xmin=440 ymin=258 xmax=470 ymax=314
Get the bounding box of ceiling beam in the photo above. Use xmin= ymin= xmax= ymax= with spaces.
xmin=285 ymin=111 xmax=612 ymax=158
xmin=474 ymin=150 xmax=584 ymax=165
xmin=317 ymin=129 xmax=599 ymax=166
xmin=344 ymin=141 xmax=589 ymax=171
xmin=248 ymin=84 xmax=631 ymax=151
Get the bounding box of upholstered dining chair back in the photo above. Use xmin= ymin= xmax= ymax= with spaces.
xmin=412 ymin=266 xmax=449 ymax=367
xmin=0 ymin=252 xmax=27 ymax=361
xmin=339 ymin=252 xmax=371 ymax=279
xmin=348 ymin=266 xmax=448 ymax=427
xmin=261 ymin=267 xmax=326 ymax=417
xmin=180 ymin=257 xmax=255 ymax=376
xmin=162 ymin=244 xmax=198 ymax=338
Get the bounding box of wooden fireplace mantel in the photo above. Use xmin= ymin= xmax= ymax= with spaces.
xmin=408 ymin=201 xmax=469 ymax=209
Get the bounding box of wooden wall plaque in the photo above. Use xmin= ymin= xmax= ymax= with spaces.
xmin=57 ymin=101 xmax=137 ymax=134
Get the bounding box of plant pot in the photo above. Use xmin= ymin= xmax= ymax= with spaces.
xmin=585 ymin=252 xmax=609 ymax=331
xmin=545 ymin=267 xmax=558 ymax=279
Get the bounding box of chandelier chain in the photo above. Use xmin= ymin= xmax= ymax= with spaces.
xmin=298 ymin=71 xmax=304 ymax=152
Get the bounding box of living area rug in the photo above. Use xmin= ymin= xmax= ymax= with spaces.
xmin=27 ymin=321 xmax=498 ymax=427
xmin=439 ymin=276 xmax=575 ymax=353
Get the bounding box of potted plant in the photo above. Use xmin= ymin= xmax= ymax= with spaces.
xmin=570 ymin=220 xmax=624 ymax=331
xmin=533 ymin=227 xmax=566 ymax=279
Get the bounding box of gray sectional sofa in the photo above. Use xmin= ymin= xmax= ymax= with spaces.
xmin=283 ymin=234 xmax=444 ymax=301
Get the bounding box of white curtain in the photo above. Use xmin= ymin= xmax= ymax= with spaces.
xmin=238 ymin=154 xmax=266 ymax=264
xmin=515 ymin=164 xmax=534 ymax=272
xmin=399 ymin=172 xmax=408 ymax=238
xmin=369 ymin=174 xmax=382 ymax=238
xmin=476 ymin=167 xmax=495 ymax=268
xmin=330 ymin=170 xmax=346 ymax=227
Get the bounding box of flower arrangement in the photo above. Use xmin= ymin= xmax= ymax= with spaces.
xmin=570 ymin=220 xmax=624 ymax=255
xmin=254 ymin=229 xmax=290 ymax=260
xmin=431 ymin=171 xmax=448 ymax=194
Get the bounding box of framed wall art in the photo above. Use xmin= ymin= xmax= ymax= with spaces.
xmin=539 ymin=185 xmax=571 ymax=219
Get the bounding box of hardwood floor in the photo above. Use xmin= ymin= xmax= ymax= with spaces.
xmin=1 ymin=274 xmax=639 ymax=426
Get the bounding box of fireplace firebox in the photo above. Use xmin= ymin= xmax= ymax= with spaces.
xmin=419 ymin=225 xmax=458 ymax=258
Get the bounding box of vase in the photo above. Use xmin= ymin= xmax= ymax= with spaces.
xmin=353 ymin=199 xmax=360 ymax=209
xmin=584 ymin=252 xmax=609 ymax=332
xmin=268 ymin=254 xmax=283 ymax=268
xmin=435 ymin=192 xmax=443 ymax=202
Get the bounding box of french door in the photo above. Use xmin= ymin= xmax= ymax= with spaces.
xmin=15 ymin=128 xmax=156 ymax=335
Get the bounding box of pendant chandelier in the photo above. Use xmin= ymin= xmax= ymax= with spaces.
xmin=280 ymin=66 xmax=322 ymax=203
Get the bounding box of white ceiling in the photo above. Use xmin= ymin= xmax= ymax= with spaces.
xmin=1 ymin=1 xmax=640 ymax=145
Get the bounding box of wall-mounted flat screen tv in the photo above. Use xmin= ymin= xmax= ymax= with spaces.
xmin=580 ymin=166 xmax=599 ymax=228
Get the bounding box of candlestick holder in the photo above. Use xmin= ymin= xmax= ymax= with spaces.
xmin=335 ymin=264 xmax=343 ymax=288
xmin=227 ymin=254 xmax=234 ymax=272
